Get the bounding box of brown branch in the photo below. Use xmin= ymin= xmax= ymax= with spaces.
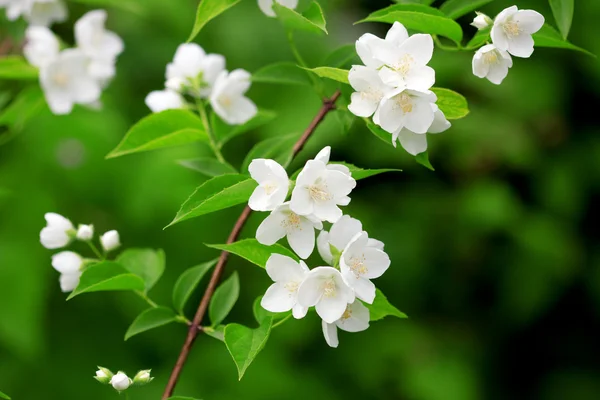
xmin=161 ymin=89 xmax=341 ymax=400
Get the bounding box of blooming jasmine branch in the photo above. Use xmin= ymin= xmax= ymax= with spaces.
xmin=161 ymin=89 xmax=341 ymax=400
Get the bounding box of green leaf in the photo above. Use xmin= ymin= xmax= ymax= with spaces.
xmin=332 ymin=109 xmax=355 ymax=135
xmin=466 ymin=27 xmax=491 ymax=49
xmin=431 ymin=87 xmax=469 ymax=120
xmin=0 ymin=56 xmax=38 ymax=80
xmin=209 ymin=271 xmax=240 ymax=326
xmin=252 ymin=62 xmax=312 ymax=86
xmin=415 ymin=151 xmax=434 ymax=171
xmin=167 ymin=174 xmax=255 ymax=227
xmin=172 ymin=259 xmax=217 ymax=315
xmin=322 ymin=44 xmax=360 ymax=68
xmin=357 ymin=4 xmax=463 ymax=44
xmin=0 ymin=390 xmax=10 ymax=399
xmin=125 ymin=307 xmax=177 ymax=340
xmin=167 ymin=397 xmax=202 ymax=400
xmin=439 ymin=0 xmax=493 ymax=20
xmin=205 ymin=239 xmax=298 ymax=269
xmin=67 ymin=261 xmax=145 ymax=300
xmin=301 ymin=66 xmax=349 ymax=84
xmin=533 ymin=24 xmax=595 ymax=57
xmin=274 ymin=1 xmax=327 ymax=35
xmin=67 ymin=0 xmax=142 ymax=13
xmin=331 ymin=162 xmax=402 ymax=180
xmin=106 ymin=110 xmax=208 ymax=158
xmin=177 ymin=157 xmax=237 ymax=177
xmin=188 ymin=0 xmax=241 ymax=42
xmin=392 ymin=0 xmax=435 ymax=4
xmin=252 ymin=296 xmax=290 ymax=324
xmin=365 ymin=289 xmax=408 ymax=321
xmin=241 ymin=133 xmax=299 ymax=172
xmin=117 ymin=248 xmax=165 ymax=292
xmin=204 ymin=325 xmax=225 ymax=341
xmin=224 ymin=319 xmax=273 ymax=380
xmin=549 ymin=0 xmax=574 ymax=39
xmin=0 ymin=86 xmax=45 ymax=146
xmin=365 ymin=119 xmax=393 ymax=146
xmin=215 ymin=109 xmax=277 ymax=147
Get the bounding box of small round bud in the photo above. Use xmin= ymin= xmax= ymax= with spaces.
xmin=110 ymin=372 xmax=131 ymax=391
xmin=94 ymin=366 xmax=113 ymax=384
xmin=133 ymin=369 xmax=153 ymax=385
xmin=76 ymin=224 xmax=94 ymax=241
xmin=100 ymin=230 xmax=121 ymax=252
xmin=470 ymin=12 xmax=492 ymax=30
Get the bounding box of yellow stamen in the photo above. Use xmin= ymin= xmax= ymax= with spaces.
xmin=350 ymin=255 xmax=368 ymax=277
xmin=281 ymin=212 xmax=302 ymax=231
xmin=396 ymin=93 xmax=413 ymax=114
xmin=483 ymin=51 xmax=499 ymax=65
xmin=341 ymin=307 xmax=352 ymax=321
xmin=502 ymin=21 xmax=521 ymax=37
xmin=308 ymin=185 xmax=331 ymax=202
xmin=323 ymin=280 xmax=336 ymax=298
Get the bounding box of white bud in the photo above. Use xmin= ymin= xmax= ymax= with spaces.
xmin=470 ymin=12 xmax=492 ymax=30
xmin=94 ymin=366 xmax=113 ymax=384
xmin=100 ymin=230 xmax=120 ymax=252
xmin=110 ymin=372 xmax=131 ymax=391
xmin=76 ymin=224 xmax=94 ymax=241
xmin=96 ymin=370 xmax=107 ymax=379
xmin=40 ymin=212 xmax=75 ymax=249
xmin=133 ymin=369 xmax=153 ymax=384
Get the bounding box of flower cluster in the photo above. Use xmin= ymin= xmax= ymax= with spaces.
xmin=248 ymin=147 xmax=391 ymax=347
xmin=0 ymin=0 xmax=66 ymax=27
xmin=471 ymin=5 xmax=545 ymax=84
xmin=257 ymin=0 xmax=298 ymax=17
xmin=95 ymin=367 xmax=153 ymax=392
xmin=347 ymin=22 xmax=451 ymax=156
xmin=40 ymin=212 xmax=121 ymax=292
xmin=145 ymin=43 xmax=257 ymax=125
xmin=22 ymin=9 xmax=124 ymax=114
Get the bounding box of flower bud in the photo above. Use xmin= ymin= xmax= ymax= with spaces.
xmin=100 ymin=230 xmax=120 ymax=252
xmin=133 ymin=369 xmax=153 ymax=385
xmin=470 ymin=12 xmax=492 ymax=30
xmin=110 ymin=372 xmax=131 ymax=391
xmin=76 ymin=224 xmax=94 ymax=241
xmin=94 ymin=366 xmax=113 ymax=384
xmin=40 ymin=212 xmax=75 ymax=249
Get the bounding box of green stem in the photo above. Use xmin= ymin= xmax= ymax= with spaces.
xmin=286 ymin=30 xmax=322 ymax=95
xmin=175 ymin=315 xmax=191 ymax=325
xmin=87 ymin=241 xmax=104 ymax=260
xmin=433 ymin=35 xmax=461 ymax=52
xmin=272 ymin=314 xmax=292 ymax=329
xmin=135 ymin=291 xmax=158 ymax=308
xmin=195 ymin=99 xmax=226 ymax=163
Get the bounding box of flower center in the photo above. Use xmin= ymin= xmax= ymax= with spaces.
xmin=263 ymin=182 xmax=277 ymax=195
xmin=219 ymin=95 xmax=233 ymax=108
xmin=361 ymin=88 xmax=382 ymax=102
xmin=349 ymin=255 xmax=368 ymax=277
xmin=323 ymin=279 xmax=336 ymax=298
xmin=502 ymin=21 xmax=521 ymax=37
xmin=308 ymin=183 xmax=331 ymax=202
xmin=281 ymin=212 xmax=302 ymax=232
xmin=341 ymin=306 xmax=352 ymax=321
xmin=393 ymin=54 xmax=414 ymax=77
xmin=483 ymin=50 xmax=499 ymax=65
xmin=395 ymin=92 xmax=413 ymax=113
xmin=52 ymin=73 xmax=69 ymax=87
xmin=284 ymin=281 xmax=299 ymax=294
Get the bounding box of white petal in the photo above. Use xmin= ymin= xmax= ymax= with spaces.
xmin=51 ymin=251 xmax=83 ymax=274
xmin=347 ymin=275 xmax=376 ymax=304
xmin=403 ymin=99 xmax=435 ymax=134
xmin=472 ymin=51 xmax=490 ymax=79
xmin=329 ymin=215 xmax=362 ymax=251
xmin=292 ymin=304 xmax=308 ymax=319
xmin=507 ymin=33 xmax=535 ymax=58
xmin=287 ymin=218 xmax=315 ymax=259
xmin=397 ymin=34 xmax=434 ymax=65
xmin=428 ymin=106 xmax=451 ymax=134
xmin=145 ymin=90 xmax=184 ymax=113
xmin=397 ymin=129 xmax=428 ymax=156
xmin=515 ymin=10 xmax=544 ymax=34
xmin=316 ymin=294 xmax=348 ymax=324
xmin=486 ymin=63 xmax=510 ymax=85
xmin=248 ymin=186 xmax=271 ymax=211
xmin=297 ymin=272 xmax=323 ymax=307
xmin=385 ymin=22 xmax=409 ymax=46
xmin=356 ymin=33 xmax=384 ymax=69
xmin=261 ymin=283 xmax=295 ymax=312
xmin=336 ymin=301 xmax=370 ymax=332
xmin=314 ymin=146 xmax=331 ymax=164
xmin=490 ymin=25 xmax=509 ymax=51
xmin=265 ymin=253 xmax=304 ymax=282
xmin=313 ymin=201 xmax=343 ymax=224
xmin=494 ymin=5 xmax=519 ymax=24
xmin=367 ymin=238 xmax=385 ymax=250
xmin=405 ymin=65 xmax=435 ymax=91
xmin=322 ymin=320 xmax=339 ymax=348
xmin=362 ymin=247 xmax=391 ymax=279
xmin=45 ymin=213 xmax=73 ymax=230
xmin=289 ymin=187 xmax=314 ymax=216
xmin=317 ymin=230 xmax=333 ymax=265
xmin=377 ymin=96 xmax=405 ymax=134
xmin=59 ymin=272 xmax=81 ymax=293
xmin=40 ymin=228 xmax=71 ymax=249
xmin=256 ymin=210 xmax=287 ymax=245
xmin=348 ymin=92 xmax=380 ymax=118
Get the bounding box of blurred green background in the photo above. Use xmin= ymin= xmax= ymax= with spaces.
xmin=1 ymin=0 xmax=600 ymax=399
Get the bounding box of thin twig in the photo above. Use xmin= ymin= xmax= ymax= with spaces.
xmin=161 ymin=90 xmax=341 ymax=399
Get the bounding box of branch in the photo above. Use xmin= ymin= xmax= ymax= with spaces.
xmin=161 ymin=89 xmax=341 ymax=400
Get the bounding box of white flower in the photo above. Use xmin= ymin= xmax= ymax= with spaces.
xmin=322 ymin=300 xmax=370 ymax=348
xmin=210 ymin=69 xmax=257 ymax=125
xmin=290 ymin=159 xmax=356 ymax=223
xmin=76 ymin=224 xmax=94 ymax=241
xmin=248 ymin=159 xmax=289 ymax=212
xmin=39 ymin=49 xmax=102 ymax=115
xmin=356 ymin=22 xmax=409 ymax=69
xmin=23 ymin=26 xmax=59 ymax=68
xmin=110 ymin=372 xmax=131 ymax=391
xmin=313 ymin=146 xmax=352 ymax=177
xmin=377 ymin=89 xmax=437 ymax=135
xmin=256 ymin=202 xmax=322 ymax=259
xmin=145 ymin=89 xmax=185 ymax=113
xmin=260 ymin=254 xmax=309 ymax=319
xmin=472 ymin=44 xmax=513 ymax=85
xmin=257 ymin=0 xmax=298 ymax=17
xmin=491 ymin=5 xmax=545 ymax=58
xmin=4 ymin=0 xmax=67 ymax=26
xmin=165 ymin=43 xmax=225 ymax=98
xmin=471 ymin=12 xmax=492 ymax=30
xmin=347 ymin=65 xmax=392 ymax=118
xmin=74 ymin=9 xmax=123 ymax=81
xmin=40 ymin=212 xmax=74 ymax=249
xmin=51 ymin=251 xmax=83 ymax=292
xmin=391 ymin=103 xmax=451 ymax=156
xmin=100 ymin=230 xmax=120 ymax=252
xmin=340 ymin=232 xmax=390 ymax=303
xmin=297 ymin=266 xmax=355 ymax=323
xmin=373 ymin=33 xmax=435 ymax=91
xmin=317 ymin=215 xmax=384 ymax=265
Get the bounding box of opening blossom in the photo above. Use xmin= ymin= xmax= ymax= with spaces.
xmin=76 ymin=224 xmax=94 ymax=241
xmin=471 ymin=12 xmax=492 ymax=30
xmin=257 ymin=0 xmax=298 ymax=17
xmin=51 ymin=251 xmax=83 ymax=292
xmin=210 ymin=69 xmax=258 ymax=125
xmin=472 ymin=44 xmax=513 ymax=85
xmin=100 ymin=230 xmax=120 ymax=252
xmin=322 ymin=300 xmax=370 ymax=348
xmin=1 ymin=0 xmax=67 ymax=27
xmin=165 ymin=43 xmax=225 ymax=98
xmin=145 ymin=89 xmax=185 ymax=113
xmin=297 ymin=266 xmax=355 ymax=323
xmin=40 ymin=212 xmax=74 ymax=249
xmin=261 ymin=254 xmax=309 ymax=319
xmin=491 ymin=5 xmax=545 ymax=58
xmin=248 ymin=159 xmax=289 ymax=212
